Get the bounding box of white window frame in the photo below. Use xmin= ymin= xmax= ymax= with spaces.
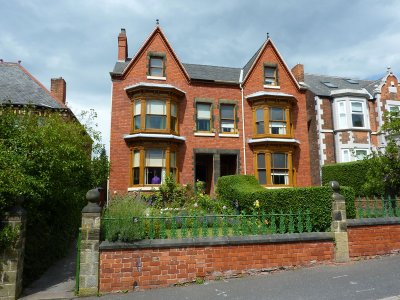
xmin=340 ymin=148 xmax=369 ymax=163
xmin=334 ymin=98 xmax=369 ymax=130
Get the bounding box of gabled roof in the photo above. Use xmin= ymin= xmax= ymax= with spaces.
xmin=303 ymin=73 xmax=378 ymax=97
xmin=0 ymin=62 xmax=64 ymax=109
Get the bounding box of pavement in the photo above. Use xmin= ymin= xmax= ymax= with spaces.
xmin=82 ymin=255 xmax=400 ymax=300
xmin=19 ymin=243 xmax=76 ymax=300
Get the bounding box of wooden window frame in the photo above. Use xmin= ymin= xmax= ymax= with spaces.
xmin=252 ymin=99 xmax=293 ymax=138
xmin=254 ymin=148 xmax=294 ymax=187
xmin=219 ymin=103 xmax=237 ymax=134
xmin=196 ymin=102 xmax=213 ymax=132
xmin=131 ymin=95 xmax=179 ymax=135
xmin=130 ymin=145 xmax=179 ymax=187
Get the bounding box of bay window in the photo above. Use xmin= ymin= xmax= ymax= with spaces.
xmin=146 ymin=100 xmax=166 ymax=130
xmin=255 ymin=150 xmax=293 ymax=186
xmin=335 ymin=99 xmax=368 ymax=129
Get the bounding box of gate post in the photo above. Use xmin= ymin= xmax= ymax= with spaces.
xmin=78 ymin=189 xmax=102 ymax=296
xmin=330 ymin=181 xmax=350 ymax=262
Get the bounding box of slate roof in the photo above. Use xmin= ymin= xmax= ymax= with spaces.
xmin=303 ymin=73 xmax=380 ymax=97
xmin=0 ymin=62 xmax=63 ymax=108
xmin=242 ymin=46 xmax=262 ymax=80
xmin=182 ymin=63 xmax=241 ymax=83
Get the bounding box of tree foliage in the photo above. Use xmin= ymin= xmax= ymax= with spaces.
xmin=363 ymin=111 xmax=400 ymax=196
xmin=0 ymin=106 xmax=109 ymax=284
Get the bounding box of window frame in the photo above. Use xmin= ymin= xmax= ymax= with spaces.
xmin=334 ymin=98 xmax=369 ymax=130
xmin=340 ymin=148 xmax=369 ymax=163
xmin=219 ymin=103 xmax=237 ymax=134
xmin=254 ymin=148 xmax=294 ymax=187
xmin=263 ymin=64 xmax=279 ymax=86
xmin=130 ymin=146 xmax=178 ymax=187
xmin=196 ymin=102 xmax=213 ymax=132
xmin=148 ymin=55 xmax=166 ymax=78
xmin=131 ymin=95 xmax=179 ymax=135
xmin=252 ymin=100 xmax=293 ymax=138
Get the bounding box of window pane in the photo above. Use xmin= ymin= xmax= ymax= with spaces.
xmin=269 ymin=122 xmax=286 ymax=134
xmin=258 ymin=170 xmax=266 ymax=185
xmin=147 ymin=100 xmax=166 ymax=115
xmin=146 ymin=115 xmax=166 ymax=129
xmin=271 ymin=153 xmax=287 ymax=169
xmin=133 ymin=150 xmax=140 ymax=167
xmin=171 ymin=102 xmax=177 ymax=117
xmin=145 ymin=167 xmax=164 ymax=184
xmin=150 ymin=57 xmax=163 ymax=68
xmin=133 ymin=168 xmax=140 ymax=185
xmin=197 ymin=119 xmax=210 ymax=131
xmin=170 ymin=152 xmax=176 ymax=168
xmin=221 ymin=120 xmax=234 ymax=132
xmin=355 ymin=150 xmax=367 ymax=160
xmin=351 ymin=102 xmax=363 ymax=113
xmin=257 ymin=153 xmax=265 ymax=168
xmin=389 ymin=105 xmax=400 ymax=112
xmin=221 ymin=105 xmax=234 ymax=119
xmin=145 ymin=149 xmax=165 ymax=167
xmin=134 ymin=101 xmax=141 ymax=116
xmin=150 ymin=68 xmax=163 ymax=77
xmin=270 ymin=108 xmax=285 ymax=121
xmin=197 ymin=103 xmax=211 ymax=119
xmin=134 ymin=116 xmax=141 ymax=129
xmin=256 ymin=121 xmax=264 ymax=134
xmin=342 ymin=149 xmax=350 ymax=162
xmin=264 ymin=67 xmax=275 ymax=77
xmin=256 ymin=108 xmax=264 ymax=122
xmin=271 ymin=171 xmax=288 ymax=185
xmin=352 ymin=114 xmax=364 ymax=127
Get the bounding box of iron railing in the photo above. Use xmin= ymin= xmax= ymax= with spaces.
xmin=355 ymin=196 xmax=400 ymax=218
xmin=102 ymin=210 xmax=312 ymax=240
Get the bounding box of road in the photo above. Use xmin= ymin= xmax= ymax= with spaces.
xmin=83 ymin=255 xmax=400 ymax=300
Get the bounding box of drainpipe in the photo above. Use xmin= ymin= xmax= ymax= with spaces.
xmin=239 ymin=69 xmax=247 ymax=175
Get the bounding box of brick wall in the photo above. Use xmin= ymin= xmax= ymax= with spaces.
xmin=348 ymin=220 xmax=400 ymax=258
xmin=99 ymin=236 xmax=333 ymax=292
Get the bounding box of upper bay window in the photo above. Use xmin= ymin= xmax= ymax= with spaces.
xmin=252 ymin=101 xmax=292 ymax=138
xmin=335 ymin=99 xmax=368 ymax=129
xmin=132 ymin=96 xmax=179 ymax=134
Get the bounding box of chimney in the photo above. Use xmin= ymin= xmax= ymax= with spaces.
xmin=118 ymin=28 xmax=128 ymax=61
xmin=51 ymin=77 xmax=66 ymax=105
xmin=291 ymin=63 xmax=304 ymax=83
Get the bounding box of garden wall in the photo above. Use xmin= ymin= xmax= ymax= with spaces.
xmin=347 ymin=218 xmax=400 ymax=258
xmin=99 ymin=233 xmax=334 ymax=292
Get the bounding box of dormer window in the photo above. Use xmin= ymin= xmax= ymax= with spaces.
xmin=264 ymin=65 xmax=278 ymax=86
xmin=149 ymin=56 xmax=164 ymax=77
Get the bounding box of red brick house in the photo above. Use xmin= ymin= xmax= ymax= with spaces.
xmin=109 ymin=26 xmax=314 ymax=194
xmin=297 ymin=65 xmax=400 ymax=179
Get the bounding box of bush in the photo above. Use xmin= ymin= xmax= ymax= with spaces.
xmin=321 ymin=160 xmax=369 ymax=196
xmin=102 ymin=193 xmax=147 ymax=242
xmin=216 ymin=175 xmax=355 ymax=232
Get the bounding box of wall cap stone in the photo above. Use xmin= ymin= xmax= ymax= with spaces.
xmin=100 ymin=232 xmax=333 ymax=250
xmin=348 ymin=217 xmax=400 ymax=227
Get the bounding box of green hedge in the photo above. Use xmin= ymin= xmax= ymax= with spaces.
xmin=321 ymin=160 xmax=369 ymax=196
xmin=216 ymin=175 xmax=355 ymax=232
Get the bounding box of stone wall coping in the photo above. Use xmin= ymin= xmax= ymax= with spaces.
xmin=347 ymin=217 xmax=400 ymax=227
xmin=100 ymin=232 xmax=333 ymax=250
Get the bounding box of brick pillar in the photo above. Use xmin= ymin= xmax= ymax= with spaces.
xmin=0 ymin=199 xmax=26 ymax=300
xmin=330 ymin=181 xmax=350 ymax=262
xmin=78 ymin=189 xmax=102 ymax=296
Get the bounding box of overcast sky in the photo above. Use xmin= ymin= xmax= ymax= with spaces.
xmin=1 ymin=0 xmax=400 ymax=152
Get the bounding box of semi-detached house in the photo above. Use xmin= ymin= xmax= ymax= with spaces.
xmin=109 ymin=26 xmax=315 ymax=194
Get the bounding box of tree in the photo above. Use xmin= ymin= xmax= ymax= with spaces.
xmin=0 ymin=105 xmax=109 ymax=283
xmin=363 ymin=110 xmax=400 ymax=196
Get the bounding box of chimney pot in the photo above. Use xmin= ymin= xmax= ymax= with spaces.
xmin=51 ymin=77 xmax=67 ymax=105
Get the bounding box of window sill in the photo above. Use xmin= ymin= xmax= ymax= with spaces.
xmin=194 ymin=132 xmax=216 ymax=137
xmin=147 ymin=76 xmax=166 ymax=81
xmin=264 ymin=85 xmax=280 ymax=89
xmin=128 ymin=186 xmax=160 ymax=192
xmin=219 ymin=133 xmax=239 ymax=138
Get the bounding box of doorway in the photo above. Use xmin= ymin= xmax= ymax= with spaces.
xmin=220 ymin=154 xmax=237 ymax=177
xmin=195 ymin=154 xmax=213 ymax=194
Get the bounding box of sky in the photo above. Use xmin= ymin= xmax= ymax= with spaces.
xmin=1 ymin=0 xmax=400 ymax=153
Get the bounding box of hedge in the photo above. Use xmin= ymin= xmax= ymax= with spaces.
xmin=216 ymin=175 xmax=355 ymax=232
xmin=321 ymin=160 xmax=369 ymax=196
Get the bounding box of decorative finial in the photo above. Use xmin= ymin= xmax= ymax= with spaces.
xmin=387 ymin=66 xmax=392 ymax=74
xmin=267 ymin=32 xmax=270 ymax=39
xmin=156 ymin=19 xmax=159 ymax=25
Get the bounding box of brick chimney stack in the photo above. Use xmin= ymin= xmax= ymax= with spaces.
xmin=118 ymin=28 xmax=128 ymax=61
xmin=51 ymin=77 xmax=66 ymax=105
xmin=291 ymin=63 xmax=304 ymax=83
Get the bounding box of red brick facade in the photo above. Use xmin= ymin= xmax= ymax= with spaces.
xmin=99 ymin=241 xmax=333 ymax=292
xmin=109 ymin=27 xmax=313 ymax=193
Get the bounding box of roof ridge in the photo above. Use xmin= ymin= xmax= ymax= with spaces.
xmin=183 ymin=62 xmax=241 ymax=70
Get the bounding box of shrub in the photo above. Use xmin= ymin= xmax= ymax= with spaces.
xmin=102 ymin=193 xmax=147 ymax=242
xmin=321 ymin=160 xmax=369 ymax=196
xmin=216 ymin=175 xmax=355 ymax=232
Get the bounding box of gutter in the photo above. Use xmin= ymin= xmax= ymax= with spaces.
xmin=239 ymin=69 xmax=247 ymax=175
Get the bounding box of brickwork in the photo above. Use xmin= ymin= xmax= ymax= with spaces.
xmin=348 ymin=223 xmax=400 ymax=258
xmin=99 ymin=241 xmax=333 ymax=292
xmin=323 ymin=133 xmax=335 ymax=164
xmin=320 ymin=98 xmax=333 ymax=130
